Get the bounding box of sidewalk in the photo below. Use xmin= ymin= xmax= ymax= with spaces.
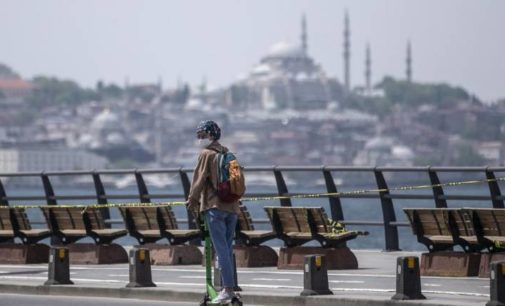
xmin=0 ymin=250 xmax=491 ymax=306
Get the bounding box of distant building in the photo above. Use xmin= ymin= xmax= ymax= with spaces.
xmin=353 ymin=136 xmax=415 ymax=166
xmin=0 ymin=148 xmax=108 ymax=173
xmin=476 ymin=141 xmax=504 ymax=165
xmin=0 ymin=78 xmax=33 ymax=105
xmin=224 ymin=15 xmax=345 ymax=110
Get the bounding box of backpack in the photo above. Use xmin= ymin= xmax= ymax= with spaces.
xmin=213 ymin=151 xmax=246 ymax=203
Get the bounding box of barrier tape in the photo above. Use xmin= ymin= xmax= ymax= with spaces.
xmin=0 ymin=176 xmax=504 ymax=212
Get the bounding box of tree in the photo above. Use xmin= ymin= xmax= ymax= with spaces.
xmin=0 ymin=63 xmax=20 ymax=79
xmin=376 ymin=76 xmax=472 ymax=109
xmin=451 ymin=143 xmax=486 ymax=166
xmin=26 ymin=76 xmax=98 ymax=108
xmin=96 ymin=80 xmax=123 ymax=100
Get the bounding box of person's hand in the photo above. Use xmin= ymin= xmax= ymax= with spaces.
xmin=186 ymin=199 xmax=199 ymax=217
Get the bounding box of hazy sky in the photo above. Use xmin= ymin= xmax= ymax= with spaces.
xmin=1 ymin=0 xmax=504 ymax=101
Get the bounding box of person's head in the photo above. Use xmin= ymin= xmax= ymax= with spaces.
xmin=196 ymin=120 xmax=221 ymax=141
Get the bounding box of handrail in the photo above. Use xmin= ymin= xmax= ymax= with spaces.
xmin=0 ymin=166 xmax=503 ymax=250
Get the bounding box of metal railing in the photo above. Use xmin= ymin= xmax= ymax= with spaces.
xmin=0 ymin=166 xmax=504 ymax=251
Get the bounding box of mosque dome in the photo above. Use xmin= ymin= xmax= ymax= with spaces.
xmin=92 ymin=109 xmax=120 ymax=131
xmin=364 ymin=136 xmax=394 ymax=150
xmin=264 ymin=41 xmax=305 ymax=59
xmin=251 ymin=63 xmax=271 ymax=76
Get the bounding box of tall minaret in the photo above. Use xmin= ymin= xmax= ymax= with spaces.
xmin=365 ymin=43 xmax=371 ymax=94
xmin=301 ymin=13 xmax=308 ymax=55
xmin=406 ymin=40 xmax=412 ymax=82
xmin=343 ymin=10 xmax=351 ymax=91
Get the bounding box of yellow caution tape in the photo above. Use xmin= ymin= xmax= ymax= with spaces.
xmin=0 ymin=176 xmax=503 ymax=211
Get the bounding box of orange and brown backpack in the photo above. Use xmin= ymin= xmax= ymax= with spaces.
xmin=213 ymin=151 xmax=246 ymax=203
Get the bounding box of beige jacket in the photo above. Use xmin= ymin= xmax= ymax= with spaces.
xmin=187 ymin=141 xmax=240 ymax=214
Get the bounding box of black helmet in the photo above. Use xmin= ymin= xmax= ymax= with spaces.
xmin=196 ymin=120 xmax=221 ymax=140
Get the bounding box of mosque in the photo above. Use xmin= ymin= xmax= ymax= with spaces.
xmin=224 ymin=15 xmax=346 ymax=111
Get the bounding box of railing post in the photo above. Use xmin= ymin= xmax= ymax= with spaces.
xmin=41 ymin=172 xmax=61 ymax=244
xmin=428 ymin=167 xmax=447 ymax=208
xmin=273 ymin=167 xmax=291 ymax=207
xmin=134 ymin=170 xmax=151 ymax=203
xmin=180 ymin=169 xmax=200 ymax=246
xmin=180 ymin=169 xmax=191 ymax=201
xmin=374 ymin=168 xmax=400 ymax=251
xmin=486 ymin=168 xmax=504 ymax=208
xmin=0 ymin=178 xmax=8 ymax=206
xmin=41 ymin=172 xmax=57 ymax=205
xmin=92 ymin=171 xmax=110 ymax=227
xmin=322 ymin=168 xmax=344 ymax=221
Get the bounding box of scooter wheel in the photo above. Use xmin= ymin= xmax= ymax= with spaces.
xmin=231 ymin=298 xmax=243 ymax=306
xmin=199 ymin=293 xmax=210 ymax=306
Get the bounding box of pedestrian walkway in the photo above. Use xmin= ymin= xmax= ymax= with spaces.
xmin=0 ymin=250 xmax=491 ymax=306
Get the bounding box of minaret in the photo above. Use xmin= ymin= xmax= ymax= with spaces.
xmin=301 ymin=14 xmax=308 ymax=55
xmin=365 ymin=43 xmax=371 ymax=94
xmin=343 ymin=10 xmax=351 ymax=91
xmin=406 ymin=40 xmax=412 ymax=82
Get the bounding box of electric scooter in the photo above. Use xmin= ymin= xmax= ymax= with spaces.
xmin=199 ymin=215 xmax=243 ymax=306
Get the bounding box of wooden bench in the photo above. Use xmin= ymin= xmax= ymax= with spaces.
xmin=0 ymin=208 xmax=15 ymax=243
xmin=41 ymin=206 xmax=127 ymax=245
xmin=264 ymin=206 xmax=364 ymax=248
xmin=119 ymin=205 xmax=199 ymax=245
xmin=236 ymin=205 xmax=276 ymax=246
xmin=306 ymin=207 xmax=363 ymax=248
xmin=467 ymin=208 xmax=505 ymax=252
xmin=404 ymin=208 xmax=455 ymax=252
xmin=264 ymin=206 xmax=314 ymax=247
xmin=0 ymin=207 xmax=50 ymax=264
xmin=404 ymin=208 xmax=485 ymax=277
xmin=403 ymin=208 xmax=481 ymax=253
xmin=10 ymin=208 xmax=51 ymax=244
xmin=0 ymin=207 xmax=50 ymax=244
xmin=119 ymin=206 xmax=163 ymax=244
xmin=119 ymin=205 xmax=202 ymax=265
xmin=264 ymin=206 xmax=361 ymax=269
xmin=157 ymin=206 xmax=200 ymax=244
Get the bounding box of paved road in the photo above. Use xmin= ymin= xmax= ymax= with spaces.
xmin=0 ymin=293 xmax=195 ymax=306
xmin=0 ymin=250 xmax=491 ymax=305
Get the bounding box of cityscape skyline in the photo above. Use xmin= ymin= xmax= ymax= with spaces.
xmin=1 ymin=0 xmax=504 ymax=102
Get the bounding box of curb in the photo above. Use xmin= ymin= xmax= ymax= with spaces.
xmin=0 ymin=283 xmax=480 ymax=306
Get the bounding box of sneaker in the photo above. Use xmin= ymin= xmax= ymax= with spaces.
xmin=211 ymin=289 xmax=235 ymax=304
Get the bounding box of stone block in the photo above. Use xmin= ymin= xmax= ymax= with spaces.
xmin=67 ymin=243 xmax=128 ymax=264
xmin=233 ymin=245 xmax=278 ymax=267
xmin=420 ymin=251 xmax=481 ymax=277
xmin=142 ymin=244 xmax=202 ymax=265
xmin=0 ymin=243 xmax=49 ymax=264
xmin=479 ymin=252 xmax=505 ymax=278
xmin=277 ymin=246 xmax=357 ymax=270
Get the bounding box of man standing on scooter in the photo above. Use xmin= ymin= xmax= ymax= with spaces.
xmin=187 ymin=120 xmax=240 ymax=304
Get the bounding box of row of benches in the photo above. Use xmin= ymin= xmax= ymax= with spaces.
xmin=0 ymin=205 xmax=364 ymax=249
xmin=404 ymin=208 xmax=505 ymax=253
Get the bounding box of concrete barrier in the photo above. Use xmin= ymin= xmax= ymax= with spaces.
xmin=391 ymin=256 xmax=425 ymax=300
xmin=126 ymin=248 xmax=156 ymax=288
xmin=44 ymin=247 xmax=73 ymax=285
xmin=300 ymin=255 xmax=333 ymax=296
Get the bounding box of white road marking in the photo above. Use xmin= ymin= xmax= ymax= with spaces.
xmin=329 ymin=280 xmax=364 ymax=284
xmin=178 ymin=276 xmax=206 ymax=279
xmin=252 ymin=278 xmax=291 ymax=282
xmin=423 ymin=290 xmax=489 ymax=297
xmin=331 ymin=287 xmax=394 ymax=293
xmin=423 ymin=283 xmax=441 ymax=287
xmin=108 ymin=274 xmax=128 ymax=277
